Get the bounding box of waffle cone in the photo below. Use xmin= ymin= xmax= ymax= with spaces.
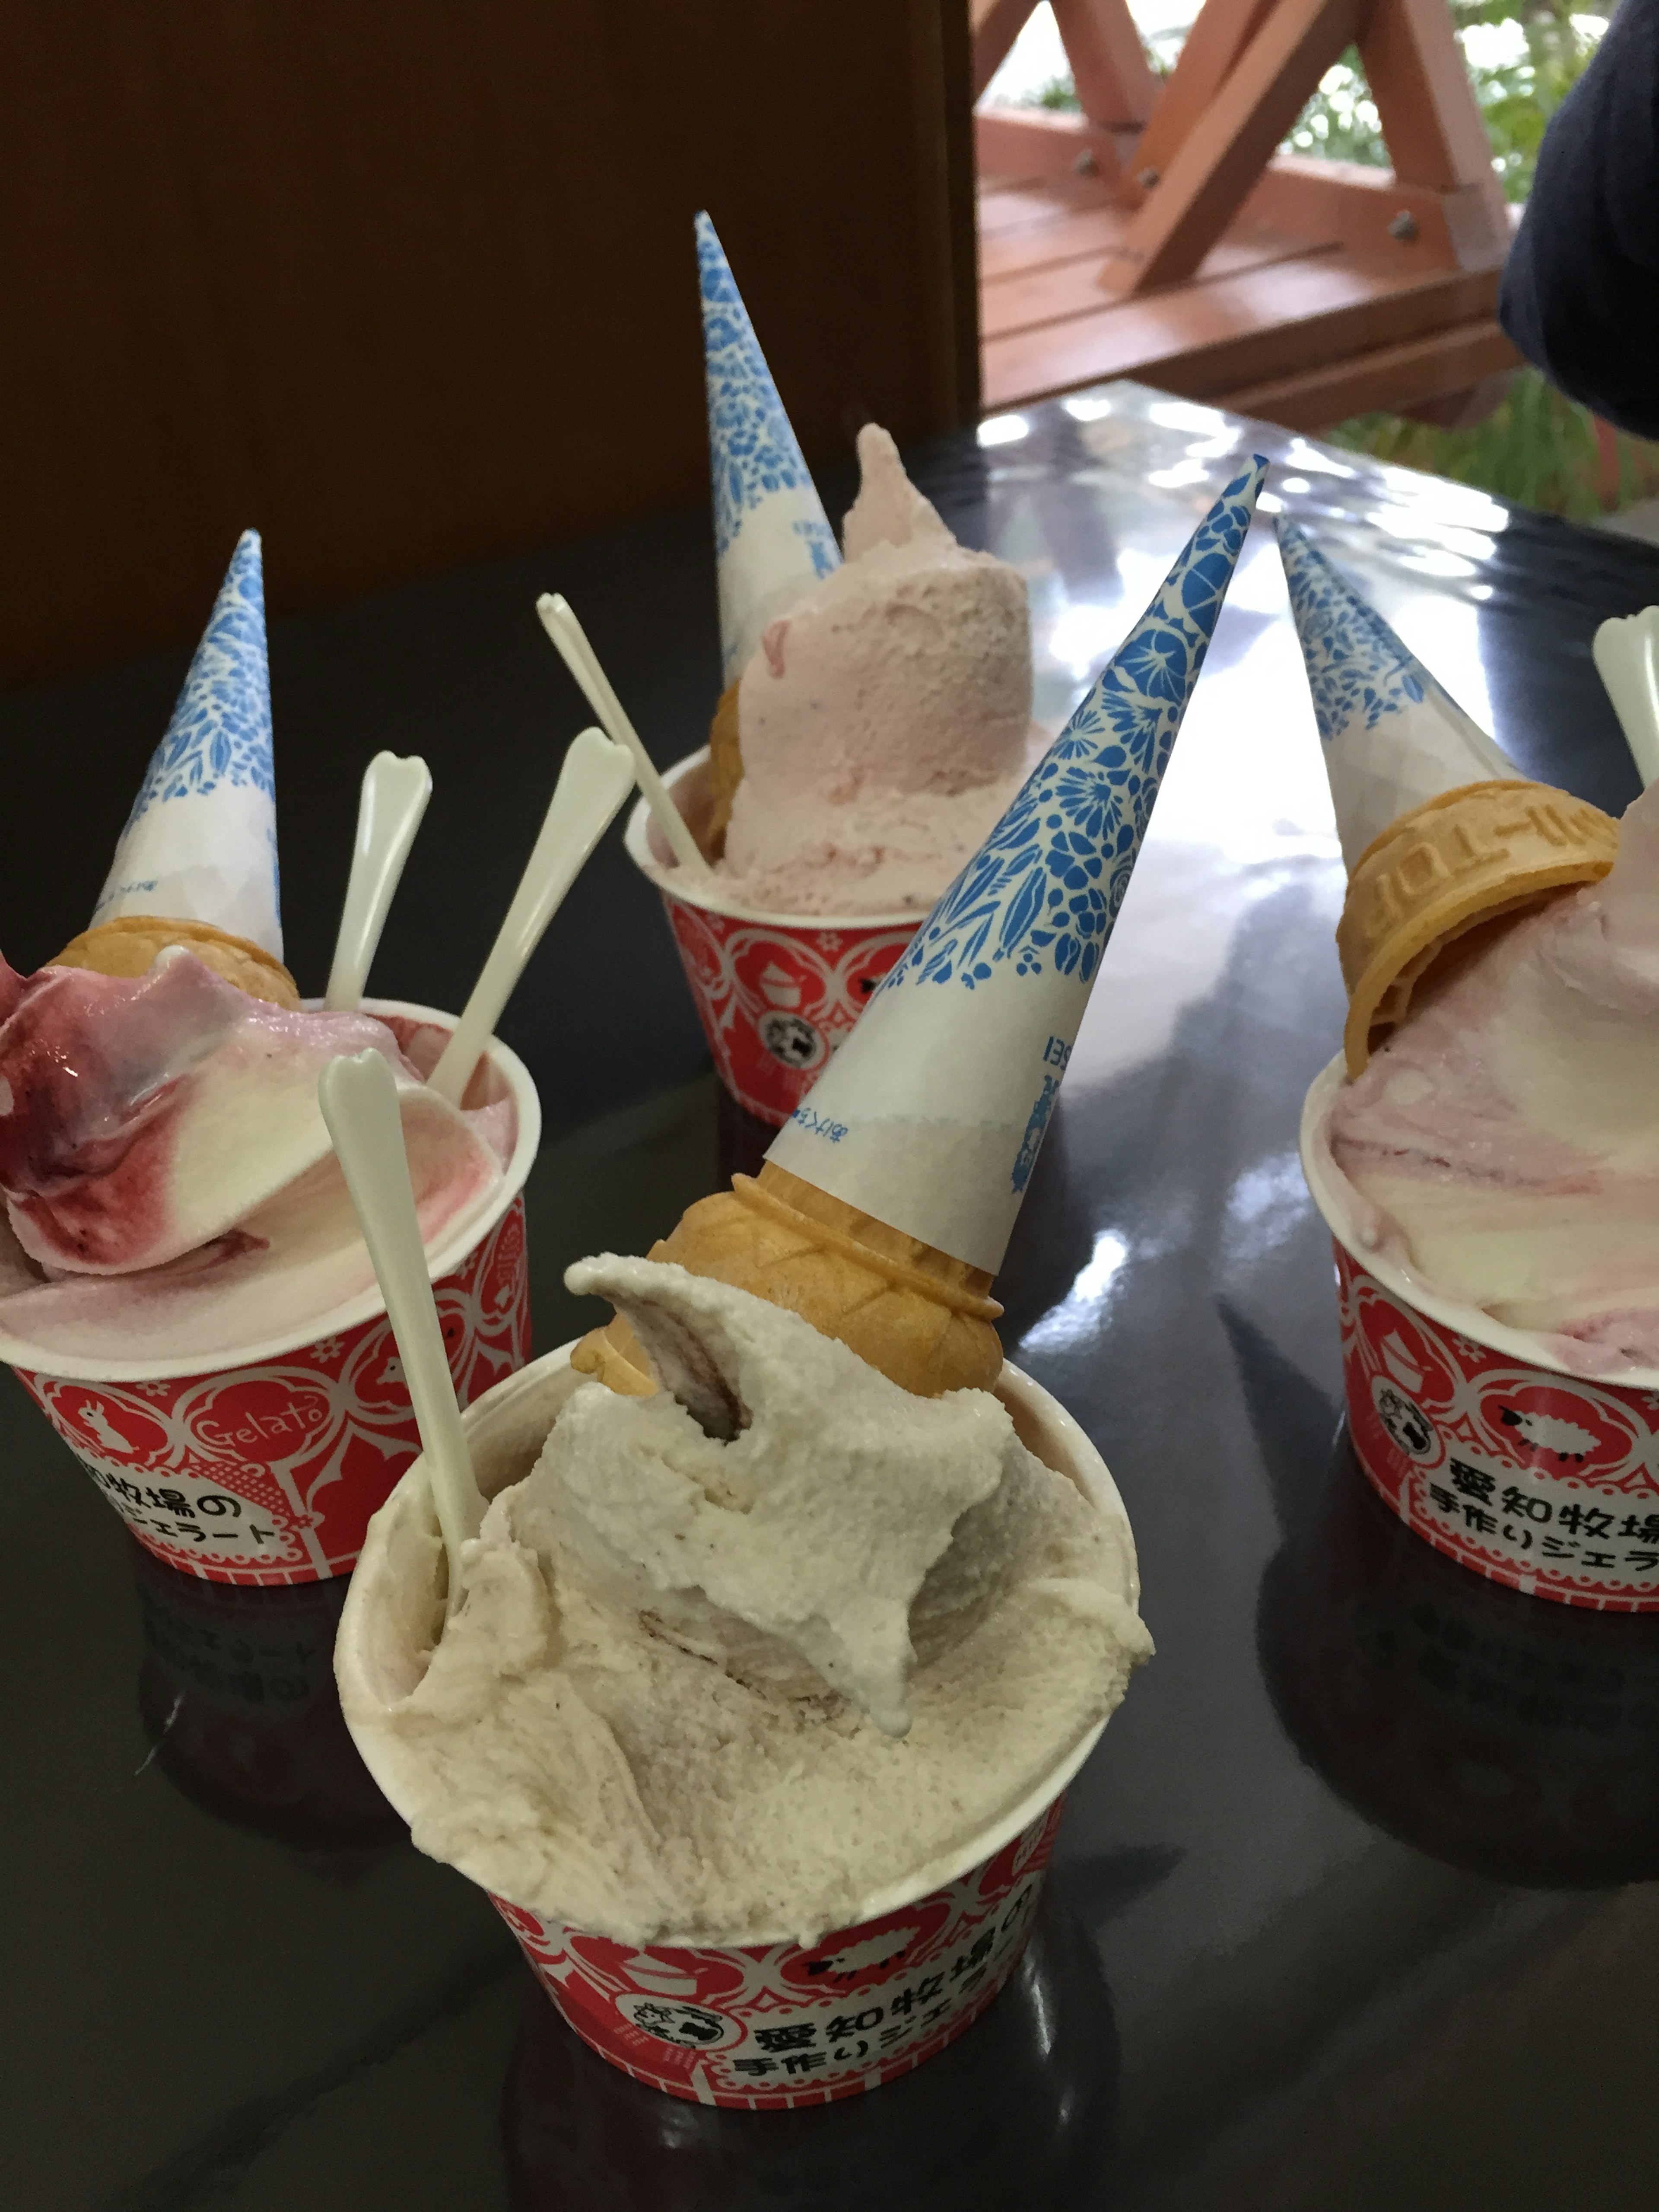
xmin=1338 ymin=779 xmax=1617 ymax=1075
xmin=704 ymin=679 xmax=743 ymax=855
xmin=52 ymin=915 xmax=302 ymax=1010
xmin=570 ymin=1161 xmax=1004 ymax=1398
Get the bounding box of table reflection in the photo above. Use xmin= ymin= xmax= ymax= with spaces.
xmin=1259 ymin=1430 xmax=1659 ymax=1888
xmin=132 ymin=1543 xmax=405 ymax=1860
xmin=501 ymin=1888 xmax=1116 ymax=2210
xmin=715 ymin=1086 xmax=775 ymax=1183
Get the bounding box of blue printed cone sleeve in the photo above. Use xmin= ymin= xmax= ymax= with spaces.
xmin=93 ymin=530 xmax=281 ymax=957
xmin=1276 ymin=518 xmax=1513 ymax=871
xmin=697 ymin=211 xmax=840 ymax=686
xmin=766 ymin=459 xmax=1268 ymax=1273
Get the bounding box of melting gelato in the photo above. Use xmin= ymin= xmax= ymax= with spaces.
xmin=1319 ymin=780 xmax=1659 ymax=1371
xmin=346 ymin=1256 xmax=1149 ymax=1943
xmin=0 ymin=952 xmax=512 ymax=1367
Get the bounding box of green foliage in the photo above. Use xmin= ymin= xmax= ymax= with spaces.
xmin=1286 ymin=2 xmax=1606 ymax=202
xmin=1292 ymin=1 xmax=1631 ymax=516
xmin=1450 ymin=0 xmax=1607 ymax=201
xmin=1327 ymin=369 xmax=1609 ymax=518
xmin=1282 ymin=50 xmax=1389 ymax=166
xmin=1329 ymin=373 xmax=1659 ymax=524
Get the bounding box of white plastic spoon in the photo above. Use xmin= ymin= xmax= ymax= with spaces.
xmin=1594 ymin=609 xmax=1659 ymax=788
xmin=318 ymin=1048 xmax=485 ymax=1614
xmin=426 ymin=726 xmax=635 ymax=1106
xmin=325 ymin=752 xmax=434 ymax=1010
xmin=535 ymin=591 xmax=710 ymax=874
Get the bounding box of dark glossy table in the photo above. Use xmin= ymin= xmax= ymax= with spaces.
xmin=4 ymin=384 xmax=1658 ymax=2212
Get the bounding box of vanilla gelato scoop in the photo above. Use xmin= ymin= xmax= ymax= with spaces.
xmin=352 ymin=1255 xmax=1149 ymax=1943
xmin=1321 ymin=779 xmax=1659 ymax=1370
xmin=0 ymin=951 xmax=512 ymax=1365
xmin=714 ymin=425 xmax=1042 ymax=916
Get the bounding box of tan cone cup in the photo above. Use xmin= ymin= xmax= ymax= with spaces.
xmin=1337 ymin=780 xmax=1618 ymax=1077
xmin=704 ymin=680 xmax=744 ymax=854
xmin=571 ymin=1161 xmax=1004 ymax=1400
xmin=53 ymin=915 xmax=302 ymax=1010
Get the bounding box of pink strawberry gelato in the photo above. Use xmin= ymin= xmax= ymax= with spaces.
xmin=712 ymin=425 xmax=1043 ymax=916
xmin=1316 ymin=779 xmax=1659 ymax=1373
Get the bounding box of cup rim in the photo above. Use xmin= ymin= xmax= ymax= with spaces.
xmin=337 ymin=1338 xmax=1135 ymax=1948
xmin=623 ymin=748 xmax=929 ymax=932
xmin=0 ymin=996 xmax=541 ymax=1385
xmin=1300 ymin=1049 xmax=1659 ymax=1392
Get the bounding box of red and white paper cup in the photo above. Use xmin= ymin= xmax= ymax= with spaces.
xmin=6 ymin=1001 xmax=539 ymax=1589
xmin=626 ymin=750 xmax=920 ymax=1127
xmin=337 ymin=1344 xmax=1132 ymax=2108
xmin=1302 ymin=1054 xmax=1659 ymax=1614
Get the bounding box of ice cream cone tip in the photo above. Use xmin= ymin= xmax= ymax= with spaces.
xmin=1277 ymin=517 xmax=1513 ymax=869
xmin=697 ymin=211 xmax=839 ymax=683
xmin=93 ymin=530 xmax=282 ymax=959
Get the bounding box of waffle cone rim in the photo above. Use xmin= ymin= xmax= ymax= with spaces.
xmin=1339 ymin=779 xmax=1618 ymax=1077
xmin=54 ymin=914 xmax=300 ymax=1006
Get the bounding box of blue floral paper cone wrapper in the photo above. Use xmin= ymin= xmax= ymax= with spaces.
xmin=765 ymin=460 xmax=1267 ymax=1274
xmin=1277 ymin=519 xmax=1514 ymax=872
xmin=93 ymin=531 xmax=282 ymax=958
xmin=697 ymin=212 xmax=840 ymax=686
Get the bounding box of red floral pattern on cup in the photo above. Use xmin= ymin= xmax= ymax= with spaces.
xmin=15 ymin=1196 xmax=530 ymax=1588
xmin=657 ymin=893 xmax=917 ymax=1126
xmin=1335 ymin=1243 xmax=1659 ymax=1613
xmin=489 ymin=1794 xmax=1065 ymax=2109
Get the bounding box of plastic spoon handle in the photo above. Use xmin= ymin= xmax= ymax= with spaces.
xmin=324 ymin=753 xmax=434 ymax=1010
xmin=1594 ymin=609 xmax=1659 ymax=788
xmin=536 ymin=592 xmax=710 ymax=874
xmin=427 ymin=727 xmax=635 ymax=1106
xmin=318 ymin=1049 xmax=484 ymax=1611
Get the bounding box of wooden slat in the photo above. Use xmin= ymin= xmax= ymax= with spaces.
xmin=978 ymin=174 xmax=1116 ymax=238
xmin=975 ymin=106 xmax=1133 ymax=188
xmin=1245 ymin=154 xmax=1463 ymax=264
xmin=1224 ymin=316 xmax=1522 ymax=426
xmin=1051 ymin=0 xmax=1160 ymax=127
xmin=972 ymin=0 xmax=1514 ymax=432
xmin=982 ymin=224 xmax=1325 ymax=340
xmin=1101 ymin=0 xmax=1363 ymax=293
xmin=1360 ymin=0 xmax=1501 ymax=194
xmin=1400 ymin=372 xmax=1513 ymax=430
xmin=971 ymin=0 xmax=1042 ymax=100
xmin=980 ymin=199 xmax=1140 ymax=280
xmin=1126 ymin=0 xmax=1279 ymax=195
xmin=982 ymin=251 xmax=1498 ymax=408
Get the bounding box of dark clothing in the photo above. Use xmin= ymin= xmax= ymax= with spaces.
xmin=1500 ymin=0 xmax=1659 ymax=439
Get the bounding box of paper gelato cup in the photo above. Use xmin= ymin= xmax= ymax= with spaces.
xmin=337 ymin=1341 xmax=1133 ymax=2107
xmin=627 ymin=750 xmax=921 ymax=1127
xmin=500 ymin=1879 xmax=1118 ymax=2199
xmin=1302 ymin=1053 xmax=1659 ymax=1613
xmin=7 ymin=1000 xmax=539 ymax=1589
xmin=1260 ymin=1425 xmax=1659 ymax=1888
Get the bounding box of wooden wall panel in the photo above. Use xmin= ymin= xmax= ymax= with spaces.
xmin=0 ymin=1 xmax=977 ymax=687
